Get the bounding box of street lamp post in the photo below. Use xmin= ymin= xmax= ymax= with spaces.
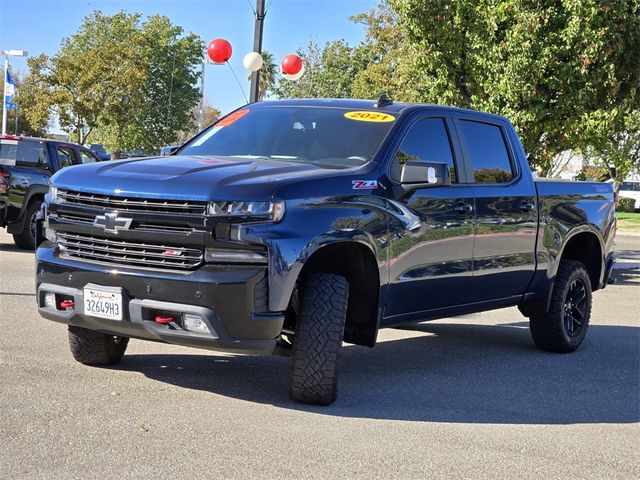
xmin=2 ymin=49 xmax=28 ymax=135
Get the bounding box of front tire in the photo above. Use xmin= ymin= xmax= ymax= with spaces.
xmin=68 ymin=326 xmax=129 ymax=365
xmin=288 ymin=273 xmax=349 ymax=406
xmin=13 ymin=199 xmax=42 ymax=250
xmin=530 ymin=260 xmax=592 ymax=353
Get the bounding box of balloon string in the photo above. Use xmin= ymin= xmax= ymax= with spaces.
xmin=226 ymin=61 xmax=249 ymax=104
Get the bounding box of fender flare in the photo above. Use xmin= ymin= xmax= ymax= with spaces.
xmin=6 ymin=185 xmax=48 ymax=234
xmin=267 ymin=231 xmax=382 ymax=313
xmin=548 ymin=224 xmax=605 ymax=281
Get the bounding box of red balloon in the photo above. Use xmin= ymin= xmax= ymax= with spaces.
xmin=281 ymin=54 xmax=303 ymax=75
xmin=207 ymin=39 xmax=232 ymax=63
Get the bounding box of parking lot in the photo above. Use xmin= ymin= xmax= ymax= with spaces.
xmin=1 ymin=229 xmax=638 ymax=479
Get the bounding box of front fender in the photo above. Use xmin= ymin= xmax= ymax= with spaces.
xmin=241 ymin=196 xmax=390 ymax=312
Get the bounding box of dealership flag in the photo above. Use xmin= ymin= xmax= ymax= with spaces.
xmin=5 ymin=71 xmax=16 ymax=110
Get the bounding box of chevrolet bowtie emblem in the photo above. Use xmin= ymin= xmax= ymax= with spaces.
xmin=94 ymin=212 xmax=133 ymax=233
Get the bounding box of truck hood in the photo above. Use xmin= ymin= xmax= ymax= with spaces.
xmin=51 ymin=155 xmax=341 ymax=200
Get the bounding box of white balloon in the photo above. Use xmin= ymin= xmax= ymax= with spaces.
xmin=283 ymin=64 xmax=305 ymax=81
xmin=243 ymin=52 xmax=263 ymax=72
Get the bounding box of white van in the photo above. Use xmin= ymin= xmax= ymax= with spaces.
xmin=619 ymin=180 xmax=640 ymax=210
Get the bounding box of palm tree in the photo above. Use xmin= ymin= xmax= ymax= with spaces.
xmin=248 ymin=51 xmax=277 ymax=101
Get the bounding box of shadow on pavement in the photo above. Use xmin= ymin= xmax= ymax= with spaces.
xmin=0 ymin=241 xmax=32 ymax=253
xmin=116 ymin=321 xmax=640 ymax=424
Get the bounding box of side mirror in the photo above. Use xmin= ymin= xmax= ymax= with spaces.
xmin=400 ymin=161 xmax=451 ymax=189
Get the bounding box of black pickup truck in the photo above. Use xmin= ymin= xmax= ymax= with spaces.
xmin=0 ymin=135 xmax=101 ymax=249
xmin=35 ymin=99 xmax=616 ymax=405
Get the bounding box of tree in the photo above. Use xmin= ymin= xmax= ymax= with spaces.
xmin=274 ymin=40 xmax=374 ymax=99
xmin=25 ymin=11 xmax=204 ymax=152
xmin=27 ymin=12 xmax=148 ymax=144
xmin=175 ymin=98 xmax=220 ymax=144
xmin=248 ymin=51 xmax=277 ymax=100
xmin=582 ymin=109 xmax=640 ymax=182
xmin=1 ymin=67 xmax=49 ymax=137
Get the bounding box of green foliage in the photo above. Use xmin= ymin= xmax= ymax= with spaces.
xmin=2 ymin=67 xmax=49 ymax=137
xmin=616 ymin=197 xmax=637 ymax=213
xmin=274 ymin=40 xmax=374 ymax=99
xmin=389 ymin=0 xmax=640 ymax=174
xmin=581 ymin=109 xmax=640 ymax=183
xmin=26 ymin=11 xmax=203 ymax=151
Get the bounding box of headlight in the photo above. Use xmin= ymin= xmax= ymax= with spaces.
xmin=49 ymin=185 xmax=59 ymax=202
xmin=207 ymin=200 xmax=285 ymax=222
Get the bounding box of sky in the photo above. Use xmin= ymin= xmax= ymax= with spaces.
xmin=0 ymin=0 xmax=378 ymax=132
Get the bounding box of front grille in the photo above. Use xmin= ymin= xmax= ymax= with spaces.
xmin=57 ymin=232 xmax=203 ymax=270
xmin=58 ymin=189 xmax=207 ymax=215
xmin=54 ymin=211 xmax=194 ymax=233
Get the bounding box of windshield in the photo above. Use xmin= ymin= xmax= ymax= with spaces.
xmin=179 ymin=106 xmax=397 ymax=168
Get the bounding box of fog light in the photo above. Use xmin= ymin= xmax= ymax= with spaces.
xmin=44 ymin=292 xmax=56 ymax=308
xmin=183 ymin=314 xmax=209 ymax=334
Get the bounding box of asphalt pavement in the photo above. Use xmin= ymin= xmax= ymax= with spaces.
xmin=1 ymin=230 xmax=638 ymax=479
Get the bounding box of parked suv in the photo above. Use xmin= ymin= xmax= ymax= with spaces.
xmin=0 ymin=135 xmax=101 ymax=249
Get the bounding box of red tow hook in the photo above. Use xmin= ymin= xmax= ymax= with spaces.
xmin=60 ymin=300 xmax=75 ymax=309
xmin=154 ymin=315 xmax=175 ymax=325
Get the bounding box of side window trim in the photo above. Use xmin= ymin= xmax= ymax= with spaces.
xmin=452 ymin=116 xmax=520 ymax=186
xmin=386 ymin=113 xmax=470 ymax=184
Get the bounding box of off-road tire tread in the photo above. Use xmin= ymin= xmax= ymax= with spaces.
xmin=530 ymin=260 xmax=592 ymax=353
xmin=68 ymin=326 xmax=129 ymax=365
xmin=13 ymin=200 xmax=42 ymax=250
xmin=289 ymin=273 xmax=349 ymax=405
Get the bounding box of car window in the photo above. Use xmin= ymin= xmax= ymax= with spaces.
xmin=56 ymin=146 xmax=76 ymax=169
xmin=79 ymin=150 xmax=99 ymax=164
xmin=620 ymin=182 xmax=640 ymax=192
xmin=179 ymin=106 xmax=396 ymax=169
xmin=459 ymin=120 xmax=514 ymax=184
xmin=390 ymin=117 xmax=457 ymax=183
xmin=0 ymin=140 xmax=49 ymax=167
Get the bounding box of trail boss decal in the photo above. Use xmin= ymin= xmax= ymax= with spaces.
xmin=352 ymin=180 xmax=378 ymax=190
xmin=344 ymin=111 xmax=395 ymax=122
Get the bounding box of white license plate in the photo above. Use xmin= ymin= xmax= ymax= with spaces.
xmin=83 ymin=286 xmax=123 ymax=320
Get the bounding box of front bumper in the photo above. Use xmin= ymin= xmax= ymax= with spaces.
xmin=36 ymin=242 xmax=284 ymax=354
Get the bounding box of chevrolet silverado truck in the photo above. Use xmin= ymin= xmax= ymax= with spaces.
xmin=36 ymin=99 xmax=616 ymax=405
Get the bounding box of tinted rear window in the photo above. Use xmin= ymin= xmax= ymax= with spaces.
xmin=459 ymin=120 xmax=513 ymax=184
xmin=0 ymin=139 xmax=48 ymax=167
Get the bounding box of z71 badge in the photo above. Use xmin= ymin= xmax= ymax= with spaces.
xmin=352 ymin=180 xmax=378 ymax=190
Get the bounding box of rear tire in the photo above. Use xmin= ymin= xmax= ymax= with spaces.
xmin=530 ymin=260 xmax=592 ymax=353
xmin=13 ymin=200 xmax=42 ymax=250
xmin=68 ymin=326 xmax=129 ymax=365
xmin=288 ymin=273 xmax=349 ymax=406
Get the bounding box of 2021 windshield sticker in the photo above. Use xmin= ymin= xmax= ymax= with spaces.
xmin=344 ymin=111 xmax=395 ymax=122
xmin=352 ymin=180 xmax=378 ymax=190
